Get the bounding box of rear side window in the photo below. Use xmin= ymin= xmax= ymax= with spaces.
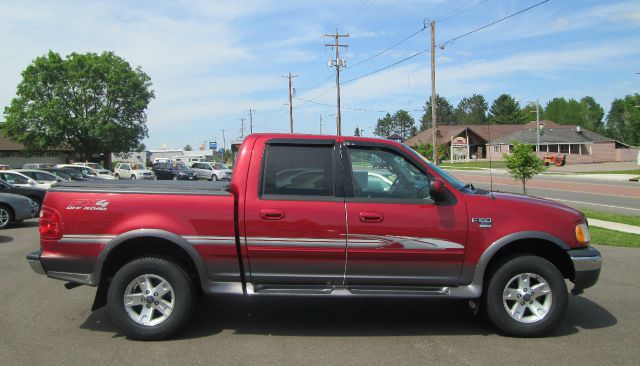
xmin=261 ymin=144 xmax=334 ymax=197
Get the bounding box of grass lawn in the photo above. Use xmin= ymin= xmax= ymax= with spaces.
xmin=439 ymin=161 xmax=507 ymax=169
xmin=580 ymin=209 xmax=640 ymax=227
xmin=590 ymin=227 xmax=640 ymax=248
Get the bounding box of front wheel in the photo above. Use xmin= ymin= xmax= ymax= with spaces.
xmin=131 ymin=175 xmax=136 ymax=180
xmin=107 ymin=257 xmax=194 ymax=340
xmin=211 ymin=174 xmax=218 ymax=181
xmin=115 ymin=173 xmax=120 ymax=179
xmin=0 ymin=204 xmax=13 ymax=229
xmin=484 ymin=255 xmax=567 ymax=337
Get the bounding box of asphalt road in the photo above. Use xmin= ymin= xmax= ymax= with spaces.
xmin=1 ymin=221 xmax=638 ymax=365
xmin=448 ymin=170 xmax=640 ymax=216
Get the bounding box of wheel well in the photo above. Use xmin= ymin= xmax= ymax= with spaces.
xmin=0 ymin=203 xmax=15 ymax=218
xmin=92 ymin=237 xmax=202 ymax=310
xmin=484 ymin=239 xmax=574 ymax=285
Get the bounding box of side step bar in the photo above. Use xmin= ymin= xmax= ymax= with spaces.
xmin=249 ymin=284 xmax=450 ymax=297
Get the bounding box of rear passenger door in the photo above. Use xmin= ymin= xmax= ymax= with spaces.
xmin=243 ymin=139 xmax=347 ymax=285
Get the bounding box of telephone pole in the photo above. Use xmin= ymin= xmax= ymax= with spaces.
xmin=283 ymin=73 xmax=298 ymax=133
xmin=324 ymin=30 xmax=349 ymax=136
xmin=319 ymin=114 xmax=323 ymax=134
xmin=239 ymin=117 xmax=245 ymax=139
xmin=430 ymin=20 xmax=438 ymax=164
xmin=221 ymin=129 xmax=226 ymax=153
xmin=247 ymin=109 xmax=255 ymax=134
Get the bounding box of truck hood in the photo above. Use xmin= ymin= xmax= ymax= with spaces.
xmin=482 ymin=191 xmax=584 ymax=220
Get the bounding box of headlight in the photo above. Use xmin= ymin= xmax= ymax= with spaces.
xmin=575 ymin=222 xmax=590 ymax=245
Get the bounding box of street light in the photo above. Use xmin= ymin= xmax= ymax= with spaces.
xmin=519 ymin=99 xmax=541 ymax=156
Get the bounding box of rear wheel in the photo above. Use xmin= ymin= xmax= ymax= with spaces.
xmin=115 ymin=173 xmax=120 ymax=179
xmin=0 ymin=204 xmax=13 ymax=229
xmin=107 ymin=257 xmax=194 ymax=340
xmin=211 ymin=174 xmax=218 ymax=181
xmin=484 ymin=255 xmax=567 ymax=337
xmin=131 ymin=175 xmax=136 ymax=180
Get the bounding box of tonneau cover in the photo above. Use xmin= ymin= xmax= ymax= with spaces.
xmin=51 ymin=180 xmax=231 ymax=196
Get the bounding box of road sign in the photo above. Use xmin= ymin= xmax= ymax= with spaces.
xmin=209 ymin=141 xmax=217 ymax=150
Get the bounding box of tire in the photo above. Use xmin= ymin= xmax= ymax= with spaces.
xmin=107 ymin=257 xmax=195 ymax=340
xmin=115 ymin=173 xmax=120 ymax=179
xmin=172 ymin=175 xmax=178 ymax=181
xmin=0 ymin=204 xmax=13 ymax=229
xmin=212 ymin=174 xmax=218 ymax=181
xmin=131 ymin=175 xmax=136 ymax=180
xmin=484 ymin=255 xmax=567 ymax=337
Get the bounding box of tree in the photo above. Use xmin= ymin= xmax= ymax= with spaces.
xmin=373 ymin=110 xmax=417 ymax=140
xmin=580 ymin=96 xmax=605 ymax=133
xmin=411 ymin=142 xmax=449 ymax=162
xmin=605 ymin=94 xmax=640 ymax=145
xmin=420 ymin=94 xmax=455 ymax=130
xmin=488 ymin=94 xmax=527 ymax=124
xmin=503 ymin=141 xmax=546 ymax=194
xmin=543 ymin=97 xmax=587 ymax=127
xmin=354 ymin=127 xmax=361 ymax=136
xmin=454 ymin=94 xmax=488 ymax=125
xmin=3 ymin=51 xmax=154 ymax=160
xmin=183 ymin=144 xmax=193 ymax=151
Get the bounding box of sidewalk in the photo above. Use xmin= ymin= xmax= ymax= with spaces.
xmin=588 ymin=219 xmax=640 ymax=235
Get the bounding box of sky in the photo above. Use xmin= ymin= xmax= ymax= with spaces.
xmin=0 ymin=0 xmax=639 ymax=151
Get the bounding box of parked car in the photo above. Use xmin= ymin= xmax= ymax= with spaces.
xmin=41 ymin=168 xmax=85 ymax=181
xmin=15 ymin=169 xmax=64 ymax=185
xmin=73 ymin=162 xmax=113 ymax=177
xmin=57 ymin=164 xmax=115 ymax=180
xmin=152 ymin=162 xmax=197 ymax=180
xmin=0 ymin=192 xmax=37 ymax=229
xmin=0 ymin=171 xmax=52 ymax=189
xmin=29 ymin=133 xmax=601 ymax=340
xmin=22 ymin=163 xmax=56 ymax=169
xmin=0 ymin=180 xmax=46 ymax=213
xmin=189 ymin=162 xmax=232 ymax=181
xmin=0 ymin=165 xmax=11 ymax=170
xmin=114 ymin=163 xmax=155 ymax=180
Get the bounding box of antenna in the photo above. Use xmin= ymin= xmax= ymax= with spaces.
xmin=487 ymin=120 xmax=495 ymax=198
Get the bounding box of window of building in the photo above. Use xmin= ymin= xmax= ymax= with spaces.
xmin=560 ymin=144 xmax=570 ymax=153
xmin=548 ymin=144 xmax=558 ymax=153
xmin=493 ymin=145 xmax=500 ymax=153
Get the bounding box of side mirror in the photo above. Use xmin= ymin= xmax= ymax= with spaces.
xmin=429 ymin=178 xmax=446 ymax=201
xmin=29 ymin=180 xmax=38 ymax=186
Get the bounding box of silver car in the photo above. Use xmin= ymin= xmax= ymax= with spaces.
xmin=190 ymin=162 xmax=233 ymax=181
xmin=114 ymin=163 xmax=155 ymax=180
xmin=0 ymin=192 xmax=37 ymax=229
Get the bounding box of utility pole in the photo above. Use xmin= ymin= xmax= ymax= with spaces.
xmin=535 ymin=99 xmax=540 ymax=156
xmin=283 ymin=73 xmax=298 ymax=133
xmin=319 ymin=114 xmax=323 ymax=134
xmin=430 ymin=20 xmax=438 ymax=164
xmin=221 ymin=129 xmax=226 ymax=154
xmin=324 ymin=30 xmax=349 ymax=136
xmin=247 ymin=109 xmax=255 ymax=134
xmin=239 ymin=117 xmax=245 ymax=139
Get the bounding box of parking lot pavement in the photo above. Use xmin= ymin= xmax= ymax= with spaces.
xmin=1 ymin=220 xmax=639 ymax=366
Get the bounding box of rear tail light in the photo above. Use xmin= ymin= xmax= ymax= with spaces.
xmin=39 ymin=208 xmax=62 ymax=240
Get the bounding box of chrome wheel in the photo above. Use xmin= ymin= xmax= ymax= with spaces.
xmin=123 ymin=274 xmax=175 ymax=327
xmin=502 ymin=272 xmax=552 ymax=324
xmin=0 ymin=208 xmax=10 ymax=228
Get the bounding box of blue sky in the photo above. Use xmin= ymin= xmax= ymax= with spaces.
xmin=1 ymin=0 xmax=639 ymax=151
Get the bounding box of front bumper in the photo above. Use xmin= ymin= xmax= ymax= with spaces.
xmin=568 ymin=246 xmax=602 ymax=294
xmin=27 ymin=249 xmax=46 ymax=275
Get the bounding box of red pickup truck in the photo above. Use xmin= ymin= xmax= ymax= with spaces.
xmin=28 ymin=133 xmax=601 ymax=340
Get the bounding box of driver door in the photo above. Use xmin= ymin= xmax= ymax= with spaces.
xmin=343 ymin=143 xmax=468 ymax=287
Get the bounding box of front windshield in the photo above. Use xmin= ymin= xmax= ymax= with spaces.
xmin=132 ymin=164 xmax=144 ymax=170
xmin=402 ymin=144 xmax=466 ymax=191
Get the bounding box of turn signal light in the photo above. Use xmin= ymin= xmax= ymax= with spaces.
xmin=39 ymin=208 xmax=62 ymax=240
xmin=575 ymin=223 xmax=590 ymax=245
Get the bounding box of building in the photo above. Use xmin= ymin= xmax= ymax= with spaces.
xmin=405 ymin=120 xmax=638 ymax=164
xmin=0 ymin=134 xmax=76 ymax=168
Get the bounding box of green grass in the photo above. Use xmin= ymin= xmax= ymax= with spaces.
xmin=439 ymin=161 xmax=507 ymax=169
xmin=590 ymin=227 xmax=640 ymax=248
xmin=575 ymin=169 xmax=640 ymax=175
xmin=580 ymin=209 xmax=640 ymax=227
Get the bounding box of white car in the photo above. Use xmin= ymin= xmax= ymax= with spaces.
xmin=114 ymin=163 xmax=155 ymax=180
xmin=0 ymin=171 xmax=53 ymax=189
xmin=73 ymin=162 xmax=113 ymax=177
xmin=57 ymin=164 xmax=116 ymax=180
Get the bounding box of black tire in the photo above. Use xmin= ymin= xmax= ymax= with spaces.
xmin=172 ymin=175 xmax=178 ymax=181
xmin=484 ymin=255 xmax=567 ymax=337
xmin=107 ymin=257 xmax=194 ymax=340
xmin=212 ymin=174 xmax=218 ymax=181
xmin=131 ymin=175 xmax=136 ymax=180
xmin=0 ymin=204 xmax=13 ymax=229
xmin=115 ymin=173 xmax=120 ymax=179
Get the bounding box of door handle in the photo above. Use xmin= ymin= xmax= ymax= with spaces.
xmin=359 ymin=211 xmax=384 ymax=223
xmin=260 ymin=209 xmax=285 ymax=220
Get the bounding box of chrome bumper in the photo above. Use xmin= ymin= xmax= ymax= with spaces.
xmin=568 ymin=246 xmax=602 ymax=294
xmin=27 ymin=249 xmax=46 ymax=275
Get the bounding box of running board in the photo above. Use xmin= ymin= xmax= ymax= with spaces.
xmin=249 ymin=284 xmax=450 ymax=297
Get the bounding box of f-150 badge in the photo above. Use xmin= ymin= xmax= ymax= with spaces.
xmin=66 ymin=199 xmax=110 ymax=211
xmin=472 ymin=217 xmax=492 ymax=228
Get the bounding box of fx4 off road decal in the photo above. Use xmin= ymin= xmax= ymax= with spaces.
xmin=472 ymin=217 xmax=492 ymax=228
xmin=66 ymin=199 xmax=110 ymax=211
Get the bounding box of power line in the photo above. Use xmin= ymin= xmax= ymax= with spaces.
xmin=295 ymin=97 xmax=390 ymax=113
xmin=436 ymin=0 xmax=491 ymax=23
xmin=348 ymin=25 xmax=426 ymax=69
xmin=342 ymin=49 xmax=429 ymax=85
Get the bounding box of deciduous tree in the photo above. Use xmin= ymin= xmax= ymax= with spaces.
xmin=3 ymin=51 xmax=154 ymax=160
xmin=503 ymin=141 xmax=546 ymax=194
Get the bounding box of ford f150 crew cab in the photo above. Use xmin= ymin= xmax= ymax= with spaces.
xmin=27 ymin=134 xmax=602 ymax=340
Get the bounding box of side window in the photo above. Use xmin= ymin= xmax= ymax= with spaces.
xmin=348 ymin=147 xmax=430 ymax=201
xmin=34 ymin=172 xmax=53 ymax=181
xmin=261 ymin=144 xmax=334 ymax=197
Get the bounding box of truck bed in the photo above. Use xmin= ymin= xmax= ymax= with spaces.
xmin=51 ymin=180 xmax=231 ymax=196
